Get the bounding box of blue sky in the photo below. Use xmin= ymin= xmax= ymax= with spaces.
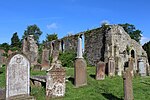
xmin=0 ymin=0 xmax=150 ymax=45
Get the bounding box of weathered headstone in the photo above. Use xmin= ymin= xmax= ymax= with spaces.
xmin=46 ymin=60 xmax=66 ymax=98
xmin=74 ymin=35 xmax=87 ymax=87
xmin=6 ymin=53 xmax=31 ymax=99
xmin=22 ymin=35 xmax=38 ymax=66
xmin=108 ymin=57 xmax=115 ymax=76
xmin=138 ymin=59 xmax=146 ymax=76
xmin=75 ymin=58 xmax=87 ymax=87
xmin=41 ymin=49 xmax=50 ymax=70
xmin=96 ymin=61 xmax=105 ymax=80
xmin=123 ymin=59 xmax=134 ymax=100
xmin=51 ymin=50 xmax=59 ymax=63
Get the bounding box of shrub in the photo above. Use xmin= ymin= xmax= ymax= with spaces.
xmin=59 ymin=50 xmax=76 ymax=68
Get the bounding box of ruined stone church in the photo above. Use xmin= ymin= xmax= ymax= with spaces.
xmin=44 ymin=25 xmax=149 ymax=76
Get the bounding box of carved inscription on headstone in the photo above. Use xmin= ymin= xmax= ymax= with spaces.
xmin=6 ymin=53 xmax=30 ymax=99
xmin=46 ymin=65 xmax=66 ymax=98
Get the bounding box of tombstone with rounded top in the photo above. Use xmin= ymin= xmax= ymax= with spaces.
xmin=6 ymin=53 xmax=31 ymax=99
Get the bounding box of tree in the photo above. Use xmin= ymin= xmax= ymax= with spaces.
xmin=0 ymin=43 xmax=10 ymax=58
xmin=11 ymin=32 xmax=21 ymax=49
xmin=119 ymin=23 xmax=142 ymax=43
xmin=22 ymin=24 xmax=42 ymax=43
xmin=46 ymin=33 xmax=58 ymax=42
xmin=143 ymin=41 xmax=150 ymax=64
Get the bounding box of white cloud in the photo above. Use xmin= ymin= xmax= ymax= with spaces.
xmin=140 ymin=37 xmax=150 ymax=45
xmin=66 ymin=31 xmax=74 ymax=36
xmin=47 ymin=23 xmax=58 ymax=29
xmin=100 ymin=20 xmax=110 ymax=26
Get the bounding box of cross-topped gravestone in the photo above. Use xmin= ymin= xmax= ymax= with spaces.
xmin=6 ymin=53 xmax=30 ymax=99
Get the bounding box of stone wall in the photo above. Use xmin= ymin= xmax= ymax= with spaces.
xmin=44 ymin=34 xmax=79 ymax=53
xmin=106 ymin=25 xmax=149 ymax=75
xmin=43 ymin=25 xmax=149 ymax=75
xmin=84 ymin=28 xmax=106 ymax=66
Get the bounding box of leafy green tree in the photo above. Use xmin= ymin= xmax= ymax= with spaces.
xmin=0 ymin=43 xmax=10 ymax=58
xmin=143 ymin=41 xmax=150 ymax=64
xmin=46 ymin=33 xmax=58 ymax=42
xmin=22 ymin=24 xmax=42 ymax=43
xmin=11 ymin=32 xmax=21 ymax=50
xmin=119 ymin=23 xmax=142 ymax=43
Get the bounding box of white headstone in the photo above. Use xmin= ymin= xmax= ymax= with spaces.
xmin=76 ymin=36 xmax=83 ymax=58
xmin=6 ymin=53 xmax=30 ymax=99
xmin=138 ymin=59 xmax=146 ymax=76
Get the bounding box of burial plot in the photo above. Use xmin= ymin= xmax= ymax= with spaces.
xmin=6 ymin=53 xmax=32 ymax=99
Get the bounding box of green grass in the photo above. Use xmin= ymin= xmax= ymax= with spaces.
xmin=1 ymin=66 xmax=150 ymax=100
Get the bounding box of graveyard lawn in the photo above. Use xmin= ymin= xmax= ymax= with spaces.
xmin=1 ymin=67 xmax=150 ymax=100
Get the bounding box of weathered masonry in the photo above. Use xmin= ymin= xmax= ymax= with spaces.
xmin=44 ymin=25 xmax=149 ymax=76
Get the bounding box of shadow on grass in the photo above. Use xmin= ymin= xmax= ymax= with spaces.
xmin=68 ymin=77 xmax=74 ymax=85
xmin=141 ymin=81 xmax=150 ymax=86
xmin=90 ymin=74 xmax=96 ymax=79
xmin=102 ymin=93 xmax=123 ymax=100
xmin=0 ymin=72 xmax=3 ymax=74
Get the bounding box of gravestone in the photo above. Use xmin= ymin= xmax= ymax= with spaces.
xmin=123 ymin=58 xmax=134 ymax=100
xmin=138 ymin=59 xmax=146 ymax=76
xmin=22 ymin=35 xmax=38 ymax=66
xmin=46 ymin=50 xmax=66 ymax=98
xmin=75 ymin=58 xmax=87 ymax=87
xmin=6 ymin=53 xmax=31 ymax=99
xmin=51 ymin=50 xmax=59 ymax=63
xmin=96 ymin=61 xmax=105 ymax=80
xmin=41 ymin=49 xmax=50 ymax=70
xmin=108 ymin=57 xmax=115 ymax=76
xmin=46 ymin=61 xmax=66 ymax=98
xmin=74 ymin=36 xmax=87 ymax=87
